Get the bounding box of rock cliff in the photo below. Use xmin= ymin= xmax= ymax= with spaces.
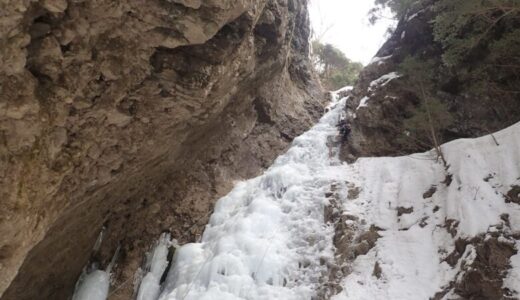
xmin=0 ymin=0 xmax=323 ymax=299
xmin=341 ymin=0 xmax=520 ymax=160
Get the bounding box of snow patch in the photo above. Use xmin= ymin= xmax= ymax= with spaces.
xmin=369 ymin=72 xmax=401 ymax=89
xmin=407 ymin=12 xmax=419 ymax=21
xmin=356 ymin=96 xmax=370 ymax=110
xmin=504 ymin=240 xmax=520 ymax=295
xmin=369 ymin=55 xmax=392 ymax=66
xmin=332 ymin=86 xmax=353 ymax=94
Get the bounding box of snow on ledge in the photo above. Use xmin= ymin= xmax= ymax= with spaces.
xmin=356 ymin=96 xmax=370 ymax=110
xmin=369 ymin=72 xmax=401 ymax=89
xmin=332 ymin=85 xmax=353 ymax=94
xmin=369 ymin=55 xmax=392 ymax=66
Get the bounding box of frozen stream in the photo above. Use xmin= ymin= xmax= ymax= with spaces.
xmin=73 ymin=91 xmax=350 ymax=300
xmin=155 ymin=93 xmax=348 ymax=300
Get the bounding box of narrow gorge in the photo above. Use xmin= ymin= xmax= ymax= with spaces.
xmin=1 ymin=0 xmax=519 ymax=300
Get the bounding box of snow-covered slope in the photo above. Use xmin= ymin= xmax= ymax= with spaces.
xmin=333 ymin=121 xmax=520 ymax=299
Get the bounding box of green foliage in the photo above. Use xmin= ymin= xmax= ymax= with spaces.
xmin=488 ymin=28 xmax=520 ymax=63
xmin=431 ymin=0 xmax=520 ymax=98
xmin=369 ymin=0 xmax=519 ymax=159
xmin=398 ymin=56 xmax=436 ymax=87
xmin=402 ymin=98 xmax=454 ymax=146
xmin=433 ymin=0 xmax=520 ymax=67
xmin=398 ymin=56 xmax=453 ymax=161
xmin=328 ymin=63 xmax=364 ymax=89
xmin=369 ymin=0 xmax=417 ymax=23
xmin=370 ymin=0 xmax=520 ymax=69
xmin=311 ymin=41 xmax=363 ymax=90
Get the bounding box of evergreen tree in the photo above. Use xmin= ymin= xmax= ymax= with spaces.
xmin=369 ymin=0 xmax=417 ymax=24
xmin=433 ymin=0 xmax=520 ymax=67
xmin=399 ymin=56 xmax=453 ymax=166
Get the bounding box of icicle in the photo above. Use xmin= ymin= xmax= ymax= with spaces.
xmin=136 ymin=233 xmax=173 ymax=300
xmin=72 ymin=268 xmax=110 ymax=300
xmin=92 ymin=226 xmax=106 ymax=253
xmin=106 ymin=243 xmax=121 ymax=274
xmin=72 ymin=230 xmax=120 ymax=300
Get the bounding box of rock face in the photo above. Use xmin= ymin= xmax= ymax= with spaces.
xmin=0 ymin=0 xmax=323 ymax=299
xmin=341 ymin=0 xmax=520 ymax=160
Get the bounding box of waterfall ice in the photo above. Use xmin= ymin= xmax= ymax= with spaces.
xmin=137 ymin=233 xmax=174 ymax=300
xmin=72 ymin=232 xmax=118 ymax=300
xmin=156 ymin=93 xmax=348 ymax=300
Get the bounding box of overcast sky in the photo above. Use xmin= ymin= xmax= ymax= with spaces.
xmin=308 ymin=0 xmax=396 ymax=65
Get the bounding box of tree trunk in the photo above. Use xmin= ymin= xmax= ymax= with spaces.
xmin=420 ymin=82 xmax=448 ymax=168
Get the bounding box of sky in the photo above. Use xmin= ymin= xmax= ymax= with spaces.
xmin=308 ymin=0 xmax=396 ymax=65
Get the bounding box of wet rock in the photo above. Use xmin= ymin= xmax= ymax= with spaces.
xmin=505 ymin=185 xmax=520 ymax=204
xmin=423 ymin=185 xmax=437 ymax=199
xmin=396 ymin=206 xmax=413 ymax=217
xmin=445 ymin=219 xmax=460 ymax=238
xmin=318 ymin=187 xmax=382 ymax=300
xmin=347 ymin=186 xmax=361 ymax=200
xmin=455 ymin=236 xmax=517 ymax=299
xmin=439 ymin=234 xmax=517 ymax=299
xmin=372 ymin=261 xmax=382 ymax=279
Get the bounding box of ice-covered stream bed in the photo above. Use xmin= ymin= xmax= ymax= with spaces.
xmin=152 ymin=92 xmax=349 ymax=300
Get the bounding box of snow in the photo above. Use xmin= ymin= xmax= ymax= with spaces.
xmin=504 ymin=241 xmax=520 ymax=295
xmin=333 ymin=122 xmax=520 ymax=299
xmin=407 ymin=12 xmax=419 ymax=21
xmin=369 ymin=55 xmax=392 ymax=65
xmin=157 ymin=92 xmax=349 ymax=300
xmin=369 ymin=71 xmax=401 ymax=89
xmin=332 ymin=86 xmax=353 ymax=94
xmin=356 ymin=96 xmax=370 ymax=110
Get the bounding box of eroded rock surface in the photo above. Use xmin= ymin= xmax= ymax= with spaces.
xmin=0 ymin=0 xmax=323 ymax=298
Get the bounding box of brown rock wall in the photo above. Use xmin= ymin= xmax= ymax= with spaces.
xmin=0 ymin=0 xmax=324 ymax=298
